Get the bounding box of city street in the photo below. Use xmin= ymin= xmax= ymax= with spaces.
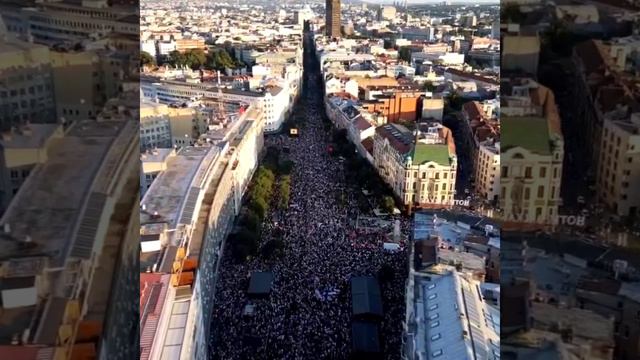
xmin=208 ymin=32 xmax=408 ymax=360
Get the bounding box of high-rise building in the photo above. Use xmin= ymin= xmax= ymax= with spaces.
xmin=325 ymin=0 xmax=341 ymax=39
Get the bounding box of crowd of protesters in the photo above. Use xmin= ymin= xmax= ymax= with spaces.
xmin=210 ymin=46 xmax=409 ymax=360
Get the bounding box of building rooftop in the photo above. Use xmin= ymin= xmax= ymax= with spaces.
xmin=0 ymin=119 xmax=136 ymax=264
xmin=0 ymin=35 xmax=51 ymax=69
xmin=0 ymin=124 xmax=61 ymax=149
xmin=375 ymin=123 xmax=413 ymax=154
xmin=412 ymin=144 xmax=451 ymax=166
xmin=0 ymin=118 xmax=137 ymax=345
xmin=411 ymin=270 xmax=500 ymax=360
xmin=140 ymin=273 xmax=171 ymax=360
xmin=531 ymin=302 xmax=614 ymax=343
xmin=141 ymin=148 xmax=175 ymax=164
xmin=140 ymin=146 xmax=219 ymax=229
xmin=501 ymin=116 xmax=551 ymax=155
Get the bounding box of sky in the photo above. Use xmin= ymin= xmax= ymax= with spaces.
xmin=360 ymin=0 xmax=499 ymax=4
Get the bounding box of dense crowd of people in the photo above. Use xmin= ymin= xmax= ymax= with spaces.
xmin=210 ymin=38 xmax=409 ymax=360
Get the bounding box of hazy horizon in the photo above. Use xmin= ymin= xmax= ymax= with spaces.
xmin=361 ymin=0 xmax=499 ymax=4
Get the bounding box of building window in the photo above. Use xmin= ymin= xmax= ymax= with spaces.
xmin=501 ymin=166 xmax=508 ymax=178
xmin=524 ymin=187 xmax=530 ymax=200
xmin=539 ymin=167 xmax=546 ymax=177
xmin=525 ymin=167 xmax=532 ymax=178
xmin=537 ymin=186 xmax=544 ymax=198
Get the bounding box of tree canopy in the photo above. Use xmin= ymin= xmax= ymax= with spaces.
xmin=167 ymin=49 xmax=206 ymax=69
xmin=141 ymin=51 xmax=155 ymax=67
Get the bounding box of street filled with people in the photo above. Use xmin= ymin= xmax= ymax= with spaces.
xmin=209 ymin=33 xmax=409 ymax=360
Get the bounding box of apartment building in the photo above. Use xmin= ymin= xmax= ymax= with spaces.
xmin=597 ymin=114 xmax=640 ymax=217
xmin=1 ymin=0 xmax=137 ymax=45
xmin=476 ymin=138 xmax=500 ymax=202
xmin=0 ymin=31 xmax=133 ymax=127
xmin=421 ymin=98 xmax=444 ymax=121
xmin=462 ymin=101 xmax=501 ymax=202
xmin=443 ymin=68 xmax=500 ymax=91
xmin=141 ymin=78 xmax=291 ymax=133
xmin=0 ymin=30 xmax=56 ymax=127
xmin=361 ymin=87 xmax=424 ymax=123
xmin=140 ymin=105 xmax=264 ymax=360
xmin=175 ymin=38 xmax=206 ymax=53
xmin=373 ymin=122 xmax=457 ymax=208
xmin=325 ymin=94 xmax=378 ymax=163
xmin=572 ymin=39 xmax=609 ymax=171
xmin=140 ymin=101 xmax=172 ymax=150
xmin=572 ymin=39 xmax=640 ymax=218
xmin=500 ymin=78 xmax=564 ymax=225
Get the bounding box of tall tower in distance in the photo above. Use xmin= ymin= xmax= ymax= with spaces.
xmin=326 ymin=0 xmax=341 ymax=39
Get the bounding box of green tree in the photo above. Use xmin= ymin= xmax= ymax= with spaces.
xmin=168 ymin=50 xmax=187 ymax=67
xmin=241 ymin=210 xmax=262 ymax=233
xmin=141 ymin=51 xmax=155 ymax=67
xmin=184 ymin=49 xmax=207 ymax=69
xmin=382 ymin=195 xmax=395 ymax=214
xmin=206 ymin=49 xmax=239 ymax=70
xmin=231 ymin=229 xmax=259 ymax=262
xmin=278 ymin=176 xmax=291 ymax=209
xmin=278 ymin=160 xmax=294 ymax=175
xmin=250 ymin=197 xmax=269 ymax=219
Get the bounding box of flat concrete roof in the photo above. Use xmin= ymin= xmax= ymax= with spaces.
xmin=141 ymin=148 xmax=175 ymax=164
xmin=0 ymin=120 xmax=129 ymax=263
xmin=140 ymin=146 xmax=217 ymax=228
xmin=0 ymin=124 xmax=61 ymax=149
